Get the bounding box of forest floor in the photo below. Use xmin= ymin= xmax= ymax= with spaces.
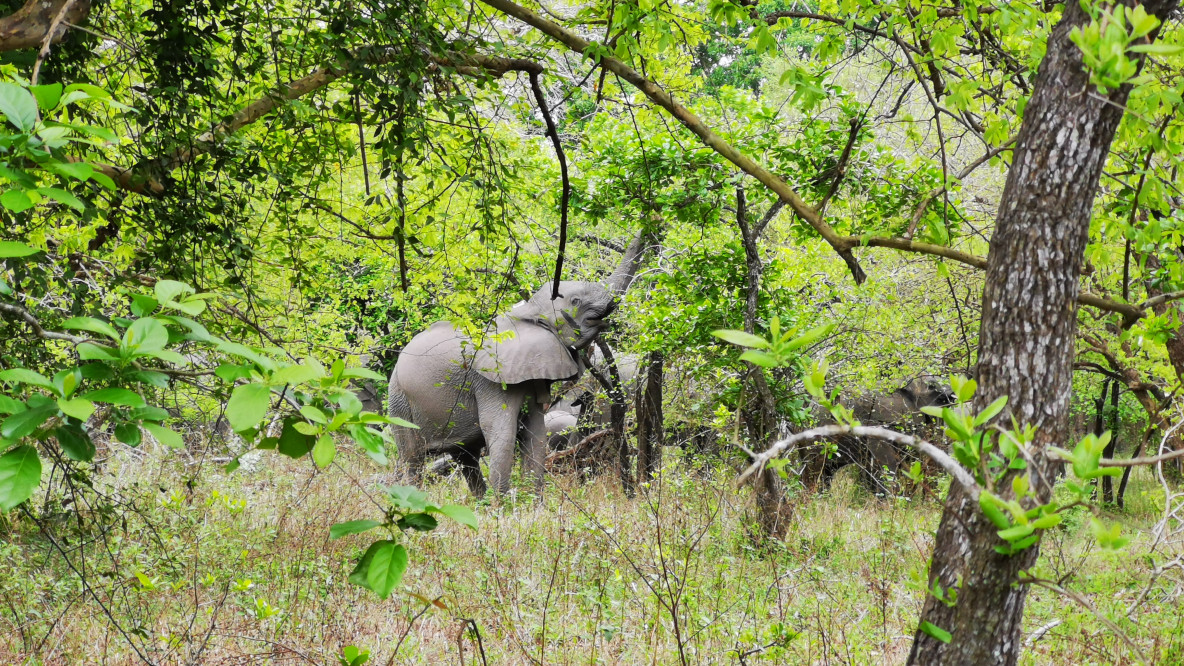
xmin=2 ymin=442 xmax=1181 ymax=665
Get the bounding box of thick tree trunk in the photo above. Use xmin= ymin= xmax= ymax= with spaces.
xmin=907 ymin=0 xmax=1179 ymax=662
xmin=0 ymin=0 xmax=91 ymax=53
xmin=635 ymin=351 xmax=664 ymax=481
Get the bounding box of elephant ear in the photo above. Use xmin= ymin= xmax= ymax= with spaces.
xmin=472 ymin=316 xmax=580 ymax=384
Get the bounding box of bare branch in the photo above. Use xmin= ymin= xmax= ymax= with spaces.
xmin=737 ymin=423 xmax=979 ymax=501
xmin=30 ymin=0 xmax=80 ymax=83
xmin=0 ymin=0 xmax=90 ymax=53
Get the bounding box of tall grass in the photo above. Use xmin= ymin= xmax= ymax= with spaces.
xmin=1 ymin=443 xmax=1180 ymax=665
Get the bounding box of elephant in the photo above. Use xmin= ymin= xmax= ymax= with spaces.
xmin=803 ymin=376 xmax=956 ymax=493
xmin=387 ymin=280 xmax=620 ymax=496
xmin=542 ymin=408 xmax=580 ymax=451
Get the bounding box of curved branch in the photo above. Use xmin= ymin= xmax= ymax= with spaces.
xmin=0 ymin=0 xmax=90 ymax=52
xmin=479 ymin=0 xmax=867 ymax=284
xmin=737 ymin=423 xmax=979 ymax=501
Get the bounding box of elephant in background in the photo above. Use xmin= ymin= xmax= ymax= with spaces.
xmin=804 ymin=376 xmax=956 ymax=493
xmin=542 ymin=408 xmax=580 ymax=451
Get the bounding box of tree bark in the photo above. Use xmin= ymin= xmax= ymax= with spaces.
xmin=0 ymin=0 xmax=90 ymax=53
xmin=635 ymin=351 xmax=663 ymax=481
xmin=907 ymin=0 xmax=1179 ymax=662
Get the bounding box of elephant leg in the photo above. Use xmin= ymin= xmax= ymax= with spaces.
xmin=393 ymin=425 xmax=427 ymax=485
xmin=519 ymin=395 xmax=547 ymax=496
xmin=865 ymin=439 xmax=901 ymax=494
xmin=454 ymin=443 xmax=487 ymax=497
xmin=480 ymin=390 xmax=526 ymax=495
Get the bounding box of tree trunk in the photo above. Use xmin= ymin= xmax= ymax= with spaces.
xmin=907 ymin=0 xmax=1179 ymax=662
xmin=635 ymin=351 xmax=664 ymax=481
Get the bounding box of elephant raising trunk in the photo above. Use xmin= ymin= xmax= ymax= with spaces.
xmin=387 ymin=234 xmax=649 ymax=496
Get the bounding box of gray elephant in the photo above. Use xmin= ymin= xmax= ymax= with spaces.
xmin=388 ymin=281 xmax=618 ymax=496
xmin=804 ymin=376 xmax=956 ymax=493
xmin=387 ymin=233 xmax=651 ymax=497
xmin=542 ymin=408 xmax=580 ymax=451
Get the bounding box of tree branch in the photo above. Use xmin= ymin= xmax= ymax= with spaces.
xmin=737 ymin=423 xmax=979 ymax=501
xmin=528 ymin=71 xmax=570 ymax=300
xmin=480 ymin=0 xmax=868 ymax=284
xmin=0 ymin=0 xmax=90 ymax=53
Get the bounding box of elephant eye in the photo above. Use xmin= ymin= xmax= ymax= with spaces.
xmin=571 ymin=297 xmax=582 ymax=307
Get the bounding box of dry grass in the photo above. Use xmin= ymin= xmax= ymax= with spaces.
xmin=1 ymin=443 xmax=1181 ymax=665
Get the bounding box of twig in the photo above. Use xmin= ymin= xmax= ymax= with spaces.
xmin=528 ymin=71 xmax=570 ymax=300
xmin=1024 ymin=619 xmax=1062 ymax=647
xmin=30 ymin=0 xmax=80 ymax=85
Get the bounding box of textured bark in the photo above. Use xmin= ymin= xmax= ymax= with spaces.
xmin=0 ymin=0 xmax=90 ymax=52
xmin=635 ymin=351 xmax=663 ymax=481
xmin=907 ymin=0 xmax=1179 ymax=662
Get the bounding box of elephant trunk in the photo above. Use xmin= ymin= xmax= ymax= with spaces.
xmin=606 ymin=229 xmax=656 ymax=294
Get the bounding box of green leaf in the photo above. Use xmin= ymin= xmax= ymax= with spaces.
xmin=37 ymin=187 xmax=85 ymax=211
xmin=270 ymin=363 xmax=326 ymax=386
xmin=77 ymin=343 xmax=119 ymax=360
xmin=0 ymin=368 xmax=55 ymax=393
xmin=0 ymin=82 xmax=38 ymax=131
xmin=0 ymin=241 xmax=39 ymax=258
xmin=1128 ymin=43 xmax=1184 ymax=55
xmin=997 ymin=523 xmax=1036 ymax=542
xmin=738 ymin=350 xmax=780 ymax=368
xmin=783 ymin=323 xmax=835 ymax=352
xmin=1 ymin=405 xmax=56 ymax=439
xmin=154 ymin=280 xmax=194 ymax=303
xmin=0 ymin=189 xmax=33 ymax=213
xmin=122 ymin=317 xmax=169 ymax=354
xmin=330 ymin=519 xmax=384 ymax=540
xmin=129 ymin=294 xmax=157 ymax=317
xmin=974 ymin=396 xmax=1008 ymax=426
xmin=365 ymin=541 xmax=408 ymax=600
xmin=397 ymin=512 xmax=438 ymax=531
xmin=301 ymin=405 xmax=328 ymax=424
xmin=142 ymin=422 xmax=183 ymax=449
xmin=711 ymin=329 xmax=769 ymax=349
xmin=56 ymin=397 xmax=95 ymax=422
xmin=436 ymin=504 xmax=478 ymax=531
xmin=29 ymin=83 xmax=62 ymax=111
xmin=0 ymin=445 xmax=41 ymax=511
xmin=61 ymin=316 xmax=121 ymax=340
xmin=114 ymin=422 xmax=142 ymax=446
xmin=385 ymin=484 xmax=428 ymax=512
xmin=341 ymin=367 xmax=386 ymax=381
xmin=226 ymin=383 xmax=271 ymax=432
xmin=919 ymin=621 xmax=951 ymax=644
xmin=55 ymin=423 xmax=95 ymax=461
xmin=313 ymin=434 xmax=336 ymax=468
xmin=215 ymin=364 xmax=253 ymax=382
xmin=277 ymin=417 xmax=314 ymax=459
xmin=0 ymin=395 xmax=25 ymax=415
xmin=83 ymin=388 xmax=145 ymax=407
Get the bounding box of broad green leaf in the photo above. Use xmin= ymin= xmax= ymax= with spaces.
xmin=37 ymin=187 xmax=85 ymax=211
xmin=83 ymin=388 xmax=145 ymax=407
xmin=0 ymin=241 xmax=39 ymax=258
xmin=997 ymin=524 xmax=1036 ymax=541
xmin=130 ymin=406 xmax=169 ymax=421
xmin=711 ymin=329 xmax=769 ymax=349
xmin=277 ymin=418 xmax=314 ymax=458
xmin=436 ymin=504 xmax=478 ymax=531
xmin=122 ymin=317 xmax=168 ymax=354
xmin=215 ymin=364 xmax=253 ymax=382
xmin=271 ymin=363 xmax=326 ymax=386
xmin=0 ymin=395 xmax=26 ymax=415
xmin=129 ymin=294 xmax=158 ymax=317
xmin=313 ymin=434 xmax=336 ymax=467
xmin=56 ymin=397 xmax=95 ymax=422
xmin=365 ymin=541 xmax=408 ymax=600
xmin=226 ymin=383 xmax=271 ymax=432
xmin=142 ymin=422 xmax=183 ymax=448
xmin=385 ymin=484 xmax=428 ymax=512
xmin=0 ymin=405 xmax=56 ymax=439
xmin=0 ymin=189 xmax=33 ymax=213
xmin=329 ymin=519 xmax=384 ymax=540
xmin=29 ymin=83 xmax=62 ymax=111
xmin=0 ymin=368 xmax=55 ymax=393
xmin=61 ymin=317 xmax=120 ymax=341
xmin=974 ymin=396 xmax=1008 ymax=426
xmin=154 ymin=280 xmax=194 ymax=303
xmin=398 ymin=513 xmax=438 ymax=531
xmin=739 ymin=350 xmax=780 ymax=368
xmin=114 ymin=422 xmax=142 ymax=446
xmin=77 ymin=343 xmax=119 ymax=360
xmin=0 ymin=82 xmax=37 ymax=131
xmin=0 ymin=445 xmax=41 ymax=511
xmin=55 ymin=423 xmax=95 ymax=461
xmin=301 ymin=405 xmax=328 ymax=424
